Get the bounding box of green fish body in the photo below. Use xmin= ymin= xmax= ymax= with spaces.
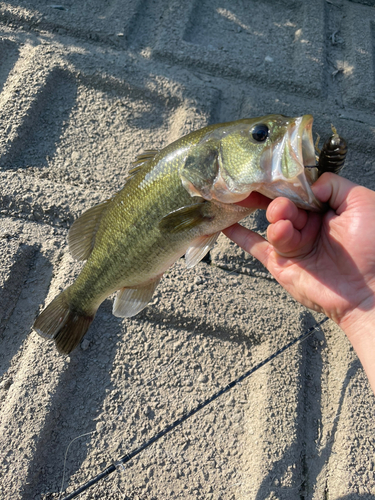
xmin=34 ymin=115 xmax=321 ymax=354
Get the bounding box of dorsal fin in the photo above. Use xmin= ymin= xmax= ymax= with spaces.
xmin=130 ymin=149 xmax=159 ymax=171
xmin=68 ymin=199 xmax=112 ymax=261
xmin=125 ymin=149 xmax=159 ymax=181
xmin=126 ymin=164 xmax=144 ymax=179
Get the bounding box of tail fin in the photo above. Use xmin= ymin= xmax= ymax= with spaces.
xmin=33 ymin=290 xmax=95 ymax=354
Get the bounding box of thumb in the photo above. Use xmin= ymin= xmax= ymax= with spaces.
xmin=312 ymin=173 xmax=358 ymax=214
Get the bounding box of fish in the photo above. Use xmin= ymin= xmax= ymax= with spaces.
xmin=33 ymin=114 xmax=322 ymax=354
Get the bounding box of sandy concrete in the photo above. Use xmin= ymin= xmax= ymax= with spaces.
xmin=1 ymin=0 xmax=375 ymax=498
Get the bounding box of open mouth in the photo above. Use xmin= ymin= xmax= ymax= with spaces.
xmin=294 ymin=115 xmax=320 ymax=185
xmin=286 ymin=115 xmax=323 ymax=210
xmin=258 ymin=114 xmax=324 ymax=212
xmin=288 ymin=115 xmax=317 ymax=173
xmin=299 ymin=116 xmax=316 ymax=167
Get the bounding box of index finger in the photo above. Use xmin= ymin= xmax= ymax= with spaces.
xmin=235 ymin=191 xmax=272 ymax=210
xmin=222 ymin=223 xmax=272 ymax=269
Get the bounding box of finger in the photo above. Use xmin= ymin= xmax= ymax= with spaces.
xmin=266 ymin=197 xmax=308 ymax=230
xmin=312 ymin=172 xmax=358 ymax=213
xmin=268 ymin=211 xmax=322 ymax=257
xmin=267 ymin=219 xmax=302 ymax=255
xmin=223 ymin=223 xmax=271 ymax=268
xmin=235 ymin=192 xmax=272 ymax=210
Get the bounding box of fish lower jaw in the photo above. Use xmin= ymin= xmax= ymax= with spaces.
xmin=255 ymin=179 xmax=322 ymax=211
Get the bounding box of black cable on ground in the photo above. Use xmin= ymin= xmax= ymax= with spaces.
xmin=61 ymin=316 xmax=328 ymax=500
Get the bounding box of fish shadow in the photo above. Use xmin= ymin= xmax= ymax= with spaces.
xmin=140 ymin=303 xmax=264 ymax=348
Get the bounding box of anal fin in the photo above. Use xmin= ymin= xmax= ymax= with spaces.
xmin=113 ymin=278 xmax=161 ymax=318
xmin=185 ymin=232 xmax=219 ymax=269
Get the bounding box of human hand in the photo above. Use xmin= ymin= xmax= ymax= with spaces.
xmin=224 ymin=173 xmax=375 ymax=392
xmin=223 ymin=173 xmax=375 ymax=393
xmin=223 ymin=173 xmax=375 ymax=332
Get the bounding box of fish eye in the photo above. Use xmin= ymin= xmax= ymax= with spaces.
xmin=251 ymin=124 xmax=269 ymax=142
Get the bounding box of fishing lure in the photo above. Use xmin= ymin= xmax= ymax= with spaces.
xmin=317 ymin=125 xmax=347 ymax=176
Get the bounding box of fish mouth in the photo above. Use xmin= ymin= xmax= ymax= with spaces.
xmin=295 ymin=115 xmax=316 ymax=170
xmin=258 ymin=115 xmax=323 ymax=211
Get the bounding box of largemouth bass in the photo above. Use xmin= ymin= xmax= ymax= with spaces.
xmin=34 ymin=114 xmax=322 ymax=354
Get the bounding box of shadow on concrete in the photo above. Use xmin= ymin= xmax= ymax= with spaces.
xmin=0 ymin=243 xmax=52 ymax=379
xmin=140 ymin=303 xmax=264 ymax=347
xmin=0 ymin=67 xmax=78 ymax=169
xmin=76 ymin=72 xmax=180 ymax=131
xmin=20 ymin=314 xmax=122 ymax=499
xmin=0 ymin=39 xmax=20 ymax=95
xmin=254 ymin=310 xmax=363 ymax=499
xmin=337 ymin=496 xmax=375 ymax=500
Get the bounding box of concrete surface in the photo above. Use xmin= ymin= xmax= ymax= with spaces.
xmin=1 ymin=0 xmax=375 ymax=499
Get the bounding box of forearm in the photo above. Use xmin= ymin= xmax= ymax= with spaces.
xmin=339 ymin=303 xmax=375 ymax=395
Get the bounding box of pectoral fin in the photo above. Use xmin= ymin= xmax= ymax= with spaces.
xmin=112 ymin=278 xmax=161 ymax=318
xmin=159 ymin=202 xmax=212 ymax=234
xmin=185 ymin=232 xmax=220 ymax=269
